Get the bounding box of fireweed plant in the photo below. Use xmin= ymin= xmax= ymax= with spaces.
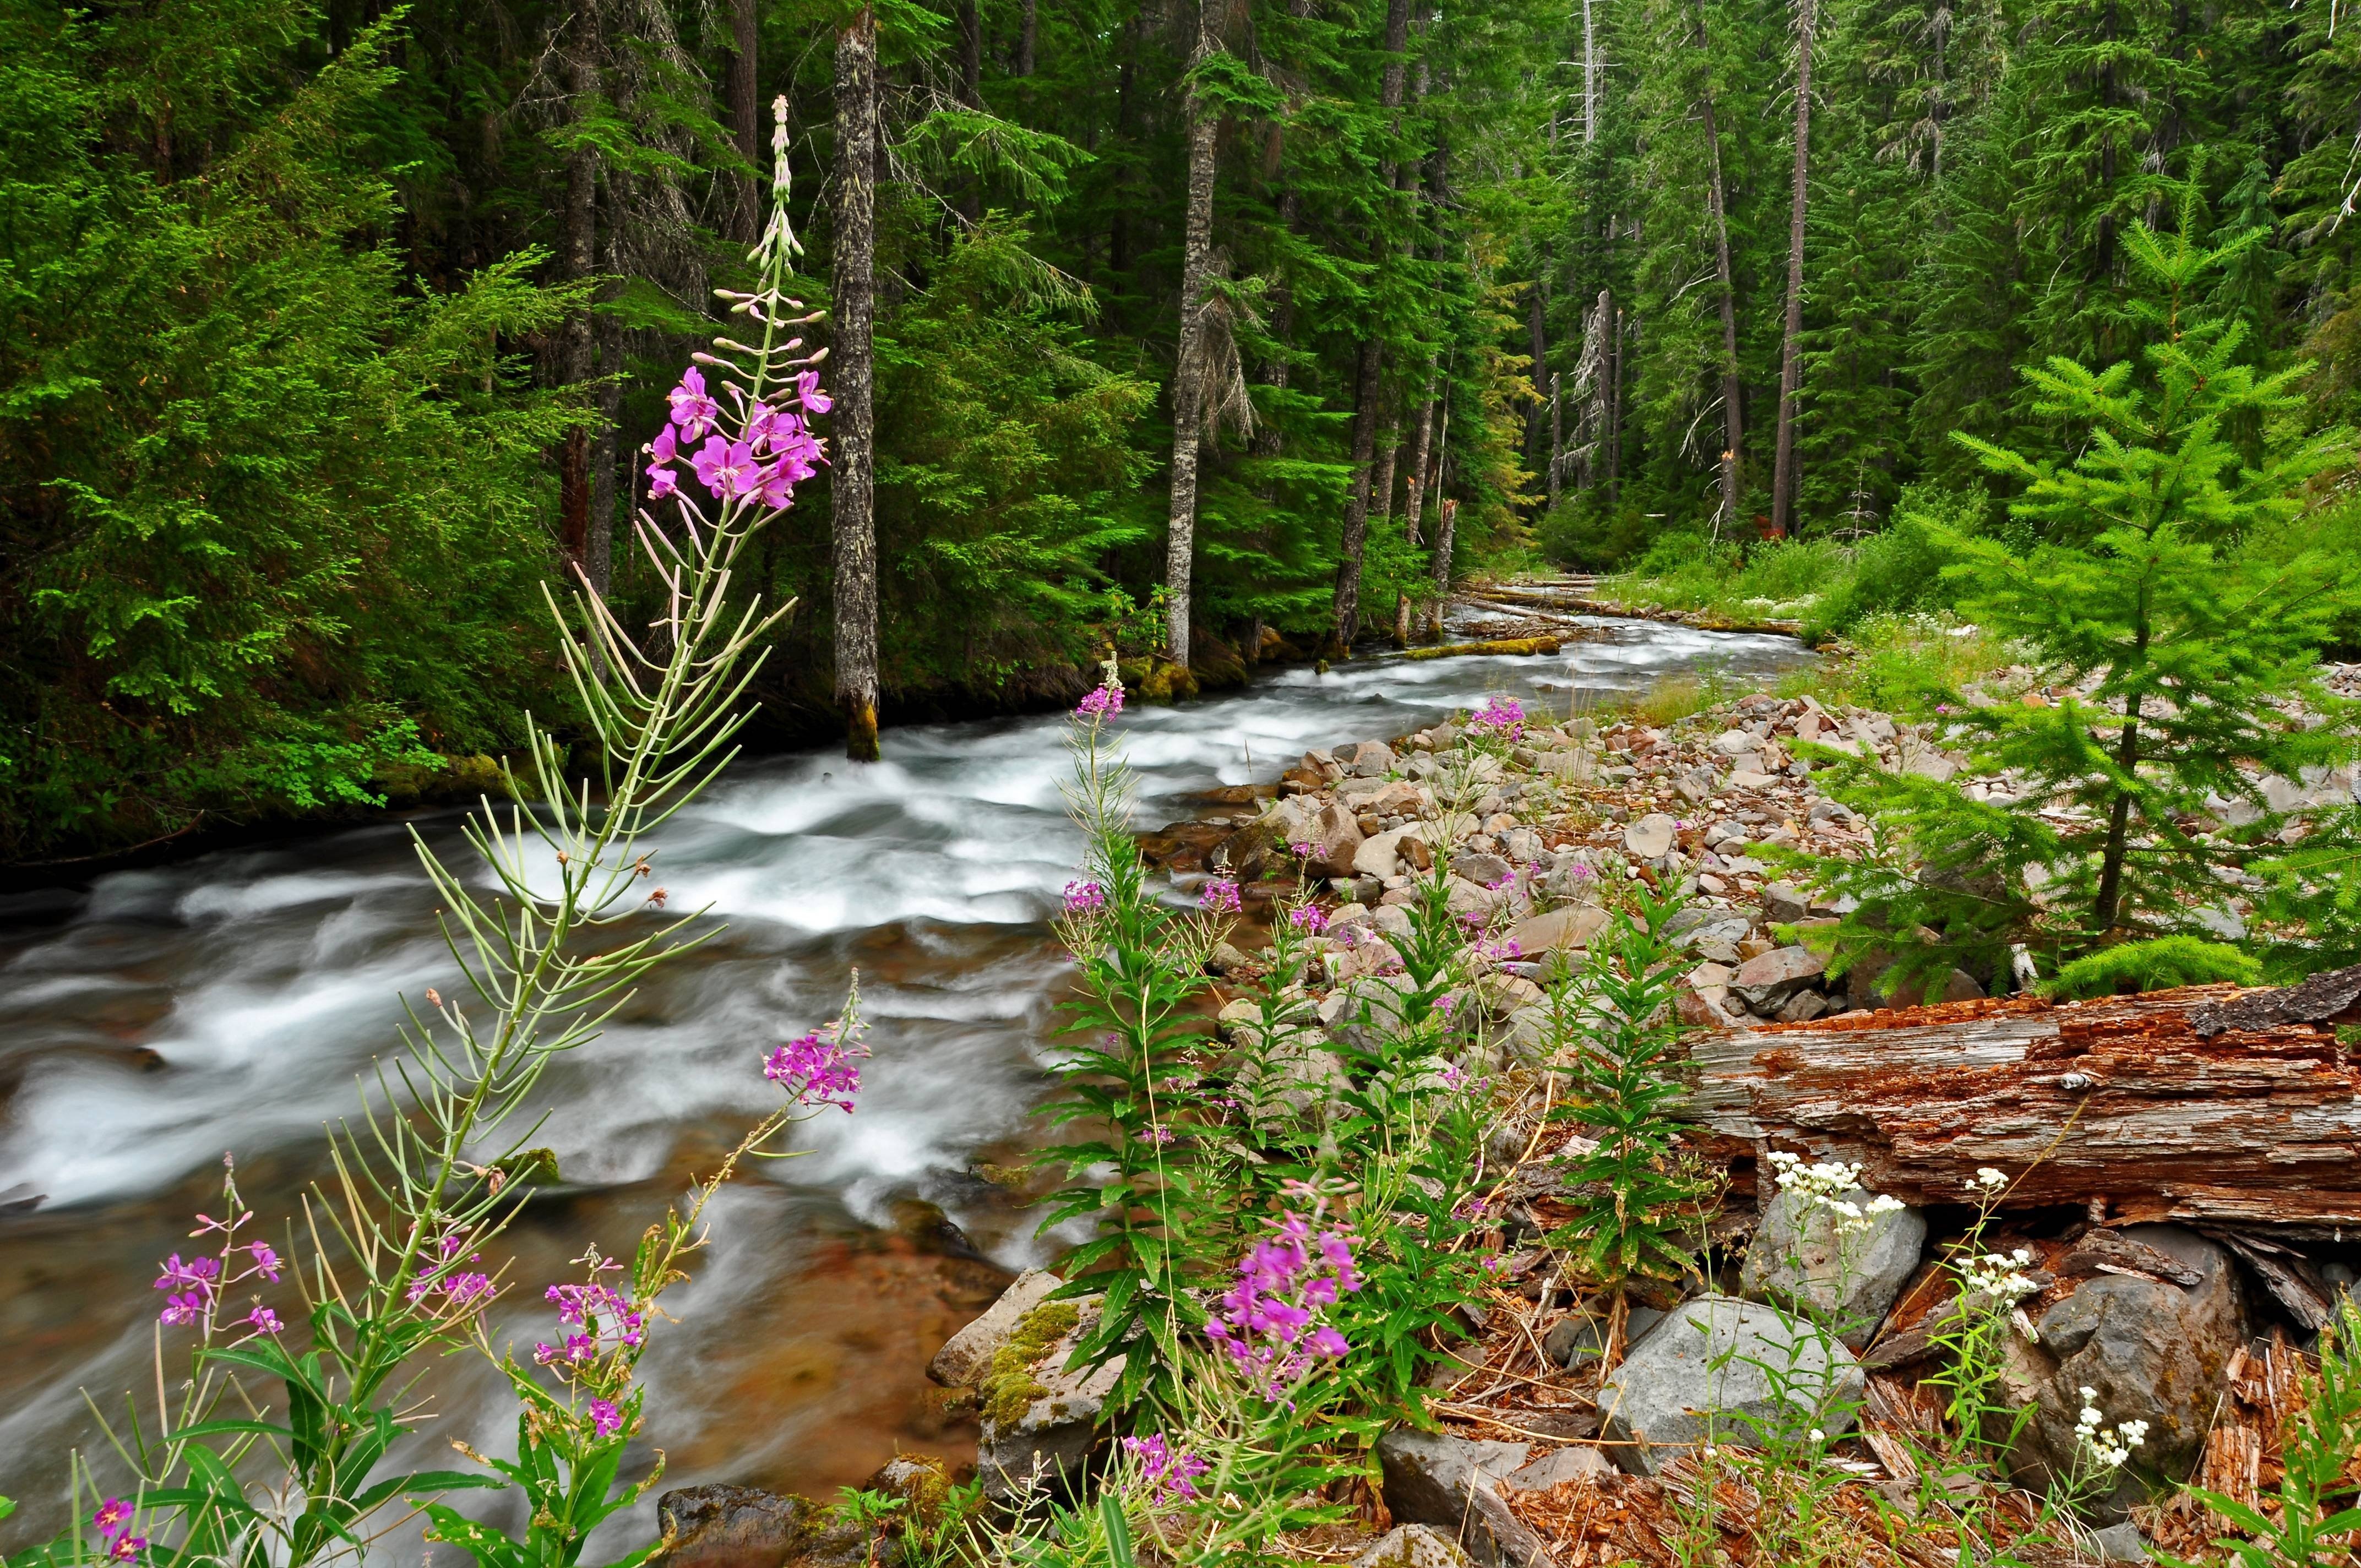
xmin=14 ymin=101 xmax=854 ymax=1568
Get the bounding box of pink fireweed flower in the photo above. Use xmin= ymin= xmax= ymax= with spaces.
xmin=763 ymin=1027 xmax=864 ymax=1112
xmin=248 ymin=1242 xmax=281 ymax=1281
xmin=1290 ymin=840 xmax=1321 ymax=859
xmin=1468 ymin=696 xmax=1526 ymax=739
xmin=588 ymin=1397 xmax=624 ymax=1438
xmin=757 ymin=450 xmax=818 ymax=509
xmin=1075 ymin=681 xmax=1124 ymax=721
xmin=646 ymin=424 xmax=681 ymax=498
xmin=691 ymin=437 xmax=762 ymax=498
xmin=1289 ymin=903 xmax=1329 ymax=935
xmin=245 ymin=1306 xmax=283 ymax=1335
xmin=1062 ymin=880 xmax=1107 ymax=913
xmin=106 ymin=1536 xmax=146 ymax=1564
xmin=667 ymin=367 xmax=720 ymax=440
xmin=1143 ymin=1123 xmax=1176 ymax=1146
xmin=160 ymin=1292 xmax=206 ymax=1327
xmin=1122 ymin=1434 xmax=1211 ymax=1502
xmin=93 ymin=1501 xmax=134 ymax=1538
xmin=155 ymin=1254 xmax=220 ymax=1295
xmin=795 ymin=369 xmax=833 ymax=413
xmin=1203 ymin=1197 xmax=1361 ymax=1403
xmin=1199 ymin=879 xmax=1242 ymax=914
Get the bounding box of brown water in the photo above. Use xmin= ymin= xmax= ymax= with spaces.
xmin=0 ymin=616 xmax=1807 ymax=1557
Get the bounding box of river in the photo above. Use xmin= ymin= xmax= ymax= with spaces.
xmin=0 ymin=615 xmax=1804 ymax=1553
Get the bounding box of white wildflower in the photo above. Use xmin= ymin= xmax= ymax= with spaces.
xmin=2074 ymin=1395 xmax=2147 ymax=1471
xmin=1976 ymin=1167 xmax=2009 ymax=1190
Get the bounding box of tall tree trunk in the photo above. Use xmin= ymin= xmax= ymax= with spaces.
xmin=558 ymin=0 xmax=603 ymax=581
xmin=1696 ymin=26 xmax=1743 ymax=534
xmin=1427 ymin=496 xmax=1457 ymax=641
xmin=1371 ymin=388 xmax=1401 ymax=529
xmin=590 ymin=181 xmax=620 ymax=604
xmin=726 ymin=0 xmax=761 ymax=244
xmin=956 ymin=0 xmax=983 ymax=221
xmin=1604 ymin=293 xmax=1623 ymax=502
xmin=1018 ymin=0 xmax=1036 ymax=75
xmin=833 ymin=6 xmax=882 ymax=761
xmin=1526 ymin=276 xmax=1549 ymax=470
xmin=1582 ymin=0 xmax=1597 ymax=143
xmin=1164 ymin=0 xmax=1220 ymax=670
xmin=1403 ymin=357 xmax=1438 ymax=547
xmin=1548 ymin=369 xmax=1563 ymax=508
xmin=1329 ymin=0 xmax=1414 ymax=656
xmin=1769 ymin=0 xmax=1817 ymax=537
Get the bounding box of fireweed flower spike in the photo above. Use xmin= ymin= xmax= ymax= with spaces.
xmin=1469 ymin=695 xmax=1526 ymax=739
xmin=1199 ymin=879 xmax=1242 ymax=914
xmin=1203 ymin=1194 xmax=1362 ymax=1403
xmin=588 ymin=1398 xmax=624 ymax=1439
xmin=1075 ymin=678 xmax=1124 ymax=721
xmin=667 ymin=366 xmax=720 ymax=440
xmin=1062 ymin=880 xmax=1107 ymax=913
xmin=1122 ymin=1434 xmax=1211 ymax=1502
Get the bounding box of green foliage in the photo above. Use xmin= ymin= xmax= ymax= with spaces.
xmin=2039 ymin=936 xmax=2262 ymax=999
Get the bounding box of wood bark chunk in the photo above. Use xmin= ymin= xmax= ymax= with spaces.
xmin=1678 ymin=983 xmax=2361 ymax=1236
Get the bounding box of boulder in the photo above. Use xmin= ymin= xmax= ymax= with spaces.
xmin=1506 ymin=1447 xmax=1615 ymax=1489
xmin=1597 ymin=1294 xmax=1865 ymax=1474
xmin=1341 ymin=739 xmax=1398 ymax=777
xmin=1730 ymin=945 xmax=1826 ymax=1012
xmin=1355 ymin=824 xmax=1428 ymax=880
xmin=1993 ymin=1225 xmax=2245 ymax=1512
xmin=1760 ymin=883 xmax=1811 ymax=925
xmin=1711 ymin=729 xmax=1761 ymax=756
xmin=1307 ymin=800 xmax=1367 ymax=875
xmin=1624 ymin=813 xmax=1679 ymax=858
xmin=1506 ymin=904 xmax=1609 ymax=955
xmin=1452 ymin=851 xmax=1512 ymax=888
xmin=1543 ymin=1305 xmax=1666 ymax=1370
xmin=1375 ymin=1431 xmax=1555 ymax=1568
xmin=1739 ymin=1186 xmax=1926 ymax=1347
xmin=1232 ymin=1035 xmax=1350 ymax=1124
xmin=928 ymin=1268 xmax=1062 ymax=1387
xmin=1352 ymin=1527 xmax=1473 ymax=1568
xmin=654 ymin=1487 xmax=822 ymax=1568
xmin=977 ymin=1307 xmax=1128 ymax=1501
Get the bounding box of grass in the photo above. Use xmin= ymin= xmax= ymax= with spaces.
xmin=1598 ymin=537 xmax=1857 ymax=625
xmin=1777 ymin=612 xmax=2019 ymax=718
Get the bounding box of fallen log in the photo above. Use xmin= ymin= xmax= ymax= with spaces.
xmin=1404 ymin=636 xmax=1563 ymax=661
xmin=1677 ymin=973 xmax=2361 ymax=1238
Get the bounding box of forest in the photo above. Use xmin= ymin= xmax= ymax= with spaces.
xmin=6 ymin=0 xmax=2361 ymax=856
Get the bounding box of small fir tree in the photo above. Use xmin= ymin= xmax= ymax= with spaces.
xmin=1792 ymin=211 xmax=2359 ymax=994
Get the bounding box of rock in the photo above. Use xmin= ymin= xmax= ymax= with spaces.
xmin=1537 ymin=750 xmax=1596 ymax=781
xmin=1232 ymin=1034 xmax=1349 ymax=1123
xmin=1726 ymin=769 xmax=1781 ymax=791
xmin=1730 ymin=944 xmax=1826 ymax=1012
xmin=1307 ymin=799 xmax=1367 ymax=875
xmin=1674 ymin=766 xmax=1720 ymax=804
xmin=1341 ymin=739 xmax=1397 ymax=777
xmin=2092 ymin=1523 xmax=2151 ymax=1562
xmin=1356 ymin=824 xmax=1428 ymax=880
xmin=1506 ymin=903 xmax=1609 ymax=955
xmin=977 ymin=1307 xmax=1128 ymax=1501
xmin=1598 ymin=1294 xmax=1865 ymax=1475
xmin=1624 ymin=812 xmax=1679 ymax=858
xmin=1351 ymin=1526 xmax=1474 ymax=1568
xmin=1208 ymin=940 xmax=1254 ymax=975
xmin=1544 ymin=1305 xmax=1666 ymax=1370
xmin=1993 ymin=1225 xmax=2245 ymax=1512
xmin=1711 ymin=729 xmax=1760 ymax=756
xmin=654 ymin=1486 xmax=823 ymax=1568
xmin=1375 ymin=1431 xmax=1554 ymax=1568
xmin=928 ymin=1268 xmax=1062 ymax=1387
xmin=1776 ymin=989 xmax=1831 ymax=1023
xmin=1903 ymin=749 xmax=1959 ymax=782
xmin=1939 ymin=967 xmax=1986 ymax=1003
xmin=1506 ymin=1446 xmax=1615 ymax=1489
xmin=1502 ymin=827 xmax=1546 ymax=864
xmin=1215 ymin=997 xmax=1261 ymax=1038
xmin=1740 ymin=1186 xmax=1927 ymax=1347
xmin=1760 ymin=883 xmax=1811 ymax=924
xmin=1453 ymin=850 xmax=1513 ymax=887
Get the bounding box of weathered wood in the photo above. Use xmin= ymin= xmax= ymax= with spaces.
xmin=1403 ymin=636 xmax=1564 ymax=661
xmin=1678 ymin=982 xmax=2361 ymax=1237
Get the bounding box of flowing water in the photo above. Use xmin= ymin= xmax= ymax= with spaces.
xmin=0 ymin=615 xmax=1804 ymax=1553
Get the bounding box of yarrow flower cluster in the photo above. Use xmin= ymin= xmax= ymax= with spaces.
xmin=645 ymin=364 xmax=829 ymax=505
xmin=1976 ymin=1166 xmax=2010 ymax=1193
xmin=90 ymin=1499 xmax=145 ymax=1564
xmin=1204 ymin=1189 xmax=1362 ymax=1402
xmin=1958 ymin=1247 xmax=2043 ymax=1304
xmin=2074 ymin=1388 xmax=2150 ymax=1470
xmin=1199 ymin=879 xmax=1242 ymax=915
xmin=1122 ymin=1434 xmax=1211 ymax=1503
xmin=1468 ymin=695 xmax=1526 ymax=739
xmin=1764 ymin=1150 xmax=1907 ymax=1236
xmin=762 ymin=1014 xmax=867 ymax=1114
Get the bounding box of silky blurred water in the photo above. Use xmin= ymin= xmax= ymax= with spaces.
xmin=0 ymin=615 xmax=1804 ymax=1555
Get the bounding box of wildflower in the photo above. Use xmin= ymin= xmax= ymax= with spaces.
xmin=794 ymin=368 xmax=833 ymax=414
xmin=1075 ymin=679 xmax=1125 ymax=721
xmin=1976 ymin=1167 xmax=2009 ymax=1191
xmin=1958 ymin=1250 xmax=2043 ymax=1303
xmin=763 ymin=1026 xmax=864 ymax=1112
xmin=245 ymin=1306 xmax=283 ymax=1334
xmin=1143 ymin=1124 xmax=1176 ymax=1146
xmin=1289 ymin=904 xmax=1329 ymax=935
xmin=1290 ymin=840 xmax=1321 ymax=860
xmin=160 ymin=1291 xmax=208 ymax=1327
xmin=691 ymin=437 xmax=762 ymax=498
xmin=1808 ymin=1429 xmax=1827 ymax=1444
xmin=1062 ymin=880 xmax=1108 ymax=914
xmin=1123 ymin=1434 xmax=1210 ymax=1502
xmin=666 ymin=367 xmax=720 ymax=440
xmin=755 ymin=451 xmax=811 ymax=509
xmin=1468 ymin=696 xmax=1526 ymax=738
xmin=93 ymin=1501 xmax=133 ymax=1538
xmin=155 ymin=1254 xmax=220 ymax=1295
xmin=588 ymin=1398 xmax=624 ymax=1439
xmin=1199 ymin=879 xmax=1242 ymax=914
xmin=2074 ymin=1392 xmax=2148 ymax=1470
xmin=106 ymin=1536 xmax=146 ymax=1564
xmin=1204 ymin=1195 xmax=1361 ymax=1402
xmin=645 ymin=424 xmax=681 ymax=499
xmin=248 ymin=1242 xmax=281 ymax=1281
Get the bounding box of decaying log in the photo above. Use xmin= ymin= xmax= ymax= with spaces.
xmin=1403 ymin=636 xmax=1565 ymax=661
xmin=1678 ymin=973 xmax=2361 ymax=1238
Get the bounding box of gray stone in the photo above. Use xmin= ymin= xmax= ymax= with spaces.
xmin=1307 ymin=799 xmax=1367 ymax=874
xmin=1740 ymin=1186 xmax=1927 ymax=1347
xmin=1993 ymin=1226 xmax=2244 ymax=1513
xmin=1544 ymin=1305 xmax=1666 ymax=1370
xmin=1624 ymin=812 xmax=1679 ymax=858
xmin=1711 ymin=729 xmax=1760 ymax=756
xmin=1351 ymin=1526 xmax=1473 ymax=1568
xmin=1761 ymin=883 xmax=1811 ymax=924
xmin=1776 ymin=989 xmax=1831 ymax=1023
xmin=1731 ymin=945 xmax=1826 ymax=1012
xmin=1506 ymin=1446 xmax=1615 ymax=1489
xmin=654 ymin=1486 xmax=823 ymax=1568
xmin=1597 ymin=1294 xmax=1865 ymax=1474
xmin=1939 ymin=968 xmax=1987 ymax=1004
xmin=1232 ymin=1033 xmax=1349 ymax=1123
xmin=1452 ymin=851 xmax=1513 ymax=887
xmin=2092 ymin=1523 xmax=2151 ymax=1562
xmin=1507 ymin=903 xmax=1609 ymax=954
xmin=1342 ymin=739 xmax=1398 ymax=778
xmin=928 ymin=1268 xmax=1062 ymax=1386
xmin=977 ymin=1316 xmax=1128 ymax=1501
xmin=1356 ymin=825 xmax=1428 ymax=880
xmin=1374 ymin=1431 xmax=1554 ymax=1568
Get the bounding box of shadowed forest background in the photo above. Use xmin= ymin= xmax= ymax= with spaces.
xmin=7 ymin=0 xmax=2361 ymax=858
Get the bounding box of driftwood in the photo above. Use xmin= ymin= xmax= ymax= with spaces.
xmin=1403 ymin=635 xmax=1564 ymax=660
xmin=1678 ymin=972 xmax=2361 ymax=1238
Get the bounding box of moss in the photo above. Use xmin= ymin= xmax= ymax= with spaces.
xmin=978 ymin=1299 xmax=1080 ymax=1428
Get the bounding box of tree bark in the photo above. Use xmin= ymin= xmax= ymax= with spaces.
xmin=1700 ymin=77 xmax=1743 ymax=533
xmin=833 ymin=6 xmax=882 ymax=762
xmin=1582 ymin=0 xmax=1597 ymax=144
xmin=558 ymin=0 xmax=603 ymax=581
xmin=726 ymin=0 xmax=762 ymax=245
xmin=1426 ymin=496 xmax=1457 ymax=641
xmin=1526 ymin=276 xmax=1549 ymax=471
xmin=1679 ymin=983 xmax=2361 ymax=1237
xmin=1605 ymin=293 xmax=1623 ymax=502
xmin=1402 ymin=360 xmax=1438 ymax=547
xmin=1018 ymin=0 xmax=1036 ymax=75
xmin=1769 ymin=0 xmax=1818 ymax=537
xmin=589 ymin=181 xmax=620 ymax=603
xmin=1163 ymin=0 xmax=1221 ymax=671
xmin=1548 ymin=370 xmax=1563 ymax=507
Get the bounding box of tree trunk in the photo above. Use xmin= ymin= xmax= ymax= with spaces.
xmin=558 ymin=0 xmax=602 ymax=581
xmin=1426 ymin=496 xmax=1457 ymax=642
xmin=589 ymin=181 xmax=620 ymax=604
xmin=1372 ymin=383 xmax=1401 ymax=530
xmin=955 ymin=0 xmax=984 ymax=222
xmin=1163 ymin=0 xmax=1221 ymax=671
xmin=1526 ymin=277 xmax=1548 ymax=471
xmin=1548 ymin=370 xmax=1563 ymax=507
xmin=1680 ymin=980 xmax=2361 ymax=1238
xmin=1769 ymin=0 xmax=1817 ymax=537
xmin=726 ymin=0 xmax=761 ymax=245
xmin=1699 ymin=75 xmax=1743 ymax=533
xmin=833 ymin=6 xmax=882 ymax=762
xmin=1606 ymin=293 xmax=1624 ymax=501
xmin=1018 ymin=0 xmax=1036 ymax=75
xmin=1582 ymin=0 xmax=1597 ymax=143
xmin=1403 ymin=361 xmax=1438 ymax=547
xmin=1329 ymin=339 xmax=1384 ymax=653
